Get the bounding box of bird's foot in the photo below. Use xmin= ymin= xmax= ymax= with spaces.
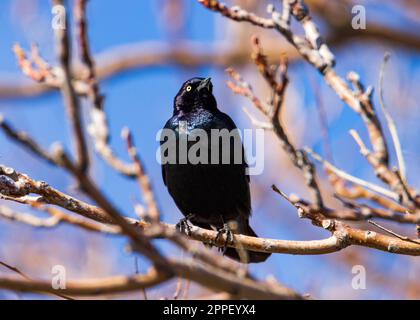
xmin=214 ymin=223 xmax=234 ymax=254
xmin=176 ymin=214 xmax=194 ymax=236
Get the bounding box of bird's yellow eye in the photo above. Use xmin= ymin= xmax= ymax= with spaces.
xmin=186 ymin=85 xmax=192 ymax=92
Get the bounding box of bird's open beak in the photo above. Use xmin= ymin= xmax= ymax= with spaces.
xmin=198 ymin=77 xmax=212 ymax=92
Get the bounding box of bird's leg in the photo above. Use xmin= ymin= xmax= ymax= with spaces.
xmin=176 ymin=213 xmax=195 ymax=236
xmin=214 ymin=223 xmax=234 ymax=254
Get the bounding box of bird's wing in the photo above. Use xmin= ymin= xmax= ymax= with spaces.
xmin=203 ymin=110 xmax=252 ymax=217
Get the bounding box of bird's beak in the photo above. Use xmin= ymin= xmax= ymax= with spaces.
xmin=198 ymin=77 xmax=212 ymax=92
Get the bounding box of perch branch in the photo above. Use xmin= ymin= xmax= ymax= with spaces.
xmin=1 ymin=164 xmax=419 ymax=256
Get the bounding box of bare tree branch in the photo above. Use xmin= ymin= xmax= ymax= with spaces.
xmin=75 ymin=0 xmax=137 ymax=178
xmin=227 ymin=37 xmax=324 ymax=208
xmin=1 ymin=0 xmax=419 ymax=300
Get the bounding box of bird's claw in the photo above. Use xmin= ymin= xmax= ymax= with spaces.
xmin=176 ymin=214 xmax=194 ymax=236
xmin=214 ymin=223 xmax=234 ymax=254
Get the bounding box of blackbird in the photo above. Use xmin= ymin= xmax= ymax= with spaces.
xmin=160 ymin=77 xmax=270 ymax=263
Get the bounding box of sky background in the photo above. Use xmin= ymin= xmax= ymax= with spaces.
xmin=0 ymin=0 xmax=419 ymax=299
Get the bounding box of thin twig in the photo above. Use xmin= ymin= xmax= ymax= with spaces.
xmin=368 ymin=220 xmax=420 ymax=244
xmin=305 ymin=147 xmax=399 ymax=201
xmin=378 ymin=53 xmax=406 ymax=180
xmin=53 ymin=0 xmax=89 ymax=173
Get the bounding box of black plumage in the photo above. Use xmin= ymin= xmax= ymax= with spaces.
xmin=160 ymin=77 xmax=270 ymax=263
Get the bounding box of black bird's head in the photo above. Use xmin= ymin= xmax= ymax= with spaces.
xmin=174 ymin=77 xmax=217 ymax=114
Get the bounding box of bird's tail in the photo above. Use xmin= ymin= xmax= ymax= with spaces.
xmin=224 ymin=220 xmax=271 ymax=263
